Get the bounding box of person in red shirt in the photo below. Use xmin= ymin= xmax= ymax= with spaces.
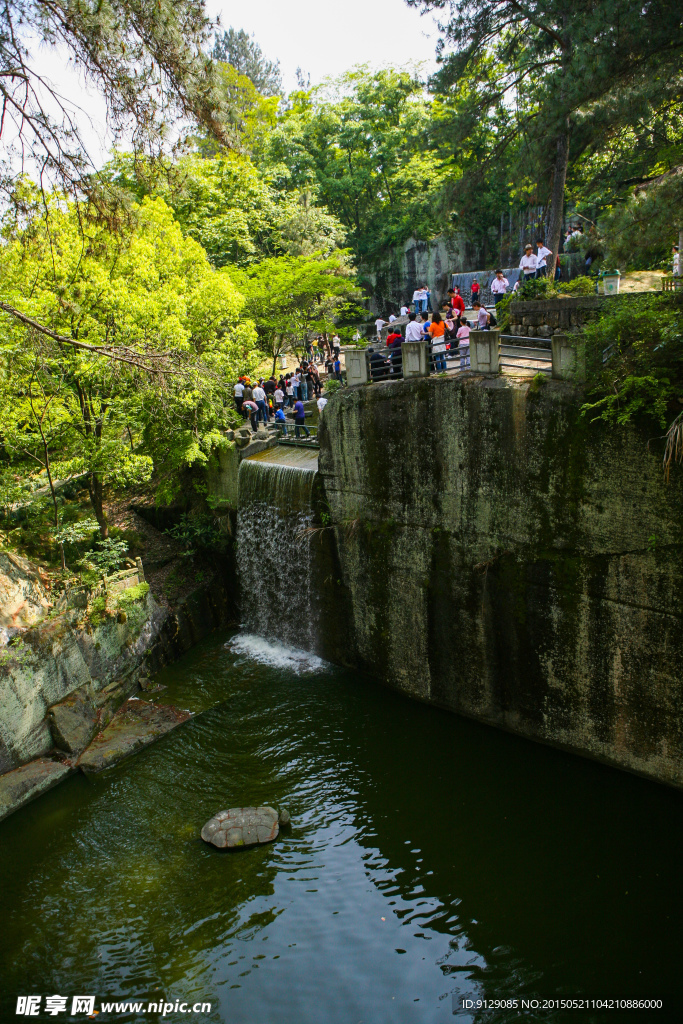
xmin=386 ymin=329 xmax=402 ymax=347
xmin=447 ymin=288 xmax=465 ymax=315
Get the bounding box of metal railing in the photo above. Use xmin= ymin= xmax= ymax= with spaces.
xmin=500 ymin=334 xmax=552 ymax=374
xmin=365 ymin=331 xmax=554 ymax=380
xmin=272 ymin=420 xmax=319 ymax=444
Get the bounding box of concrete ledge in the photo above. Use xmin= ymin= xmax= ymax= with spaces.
xmin=509 ymin=295 xmax=608 ymax=315
xmin=470 ymin=330 xmax=501 ymax=373
xmin=402 ymin=340 xmax=430 ymax=378
xmin=552 ymin=333 xmax=586 ymax=382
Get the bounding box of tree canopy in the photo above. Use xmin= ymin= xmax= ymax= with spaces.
xmin=0 ymin=192 xmax=255 ymax=532
xmin=0 ymin=0 xmax=235 ymax=205
xmin=213 ymin=27 xmax=283 ymax=97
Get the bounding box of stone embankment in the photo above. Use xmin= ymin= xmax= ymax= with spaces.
xmin=507 ymin=294 xmax=606 ymax=338
xmin=317 ymin=370 xmax=683 ymax=790
xmin=0 ymin=555 xmax=234 ymax=821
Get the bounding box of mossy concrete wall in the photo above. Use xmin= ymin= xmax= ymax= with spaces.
xmin=318 ymin=375 xmax=683 ymax=788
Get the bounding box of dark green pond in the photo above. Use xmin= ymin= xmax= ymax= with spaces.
xmin=1 ymin=631 xmax=681 ymax=1024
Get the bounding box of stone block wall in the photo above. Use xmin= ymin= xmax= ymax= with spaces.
xmin=507 ymin=295 xmax=608 ymax=338
xmin=318 ymin=374 xmax=683 ymax=790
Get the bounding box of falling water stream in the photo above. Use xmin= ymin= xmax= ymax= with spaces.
xmin=236 ymin=447 xmax=319 ymax=650
xmin=0 ymin=446 xmax=682 ymax=1023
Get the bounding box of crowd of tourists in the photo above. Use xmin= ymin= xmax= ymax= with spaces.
xmin=233 ymin=361 xmax=332 ymax=439
xmin=369 ymin=299 xmax=497 ymax=378
xmin=379 ymin=237 xmax=571 ymax=325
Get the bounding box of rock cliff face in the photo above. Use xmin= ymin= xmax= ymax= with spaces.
xmin=0 ymin=573 xmax=234 ymax=777
xmin=317 ymin=374 xmax=683 ymax=788
xmin=363 ymin=234 xmax=468 ymax=314
xmin=0 ymin=551 xmax=51 ymax=631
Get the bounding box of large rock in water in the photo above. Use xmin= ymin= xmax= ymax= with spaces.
xmin=201 ymin=806 xmax=282 ymax=849
xmin=77 ymin=698 xmax=191 ymax=773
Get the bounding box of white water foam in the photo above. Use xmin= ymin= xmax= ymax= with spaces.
xmin=228 ymin=633 xmax=327 ymax=675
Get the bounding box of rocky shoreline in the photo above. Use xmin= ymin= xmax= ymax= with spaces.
xmin=0 ymin=555 xmax=235 ymax=822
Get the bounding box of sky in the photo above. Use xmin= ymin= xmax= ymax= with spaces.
xmin=206 ymin=0 xmax=441 ymax=91
xmin=27 ymin=0 xmax=442 ymax=170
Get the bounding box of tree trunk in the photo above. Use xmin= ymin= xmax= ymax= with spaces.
xmin=44 ymin=456 xmax=66 ymax=571
xmin=546 ymin=128 xmax=570 ymax=275
xmin=271 ymin=337 xmax=281 ymax=377
xmin=88 ymin=471 xmax=108 ymax=539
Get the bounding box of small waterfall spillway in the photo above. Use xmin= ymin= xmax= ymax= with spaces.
xmin=236 ymin=446 xmax=320 ymax=650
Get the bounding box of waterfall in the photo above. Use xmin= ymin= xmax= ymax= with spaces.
xmin=236 ymin=447 xmax=319 ymax=650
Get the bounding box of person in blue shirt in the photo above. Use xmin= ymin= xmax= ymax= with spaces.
xmin=293 ymin=399 xmax=310 ymax=439
xmin=333 ymin=357 xmax=341 ymax=380
xmin=274 ymin=406 xmax=288 ymax=436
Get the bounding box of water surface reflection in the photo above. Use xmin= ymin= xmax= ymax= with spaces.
xmin=0 ymin=631 xmax=681 ymax=1023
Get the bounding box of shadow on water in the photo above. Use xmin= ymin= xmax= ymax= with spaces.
xmin=0 ymin=630 xmax=681 ymax=1024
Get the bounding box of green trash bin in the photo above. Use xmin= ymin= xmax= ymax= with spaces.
xmin=599 ymin=269 xmax=621 ymax=295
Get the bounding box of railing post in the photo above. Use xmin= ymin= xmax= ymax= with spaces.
xmin=551 ymin=333 xmax=586 ymax=382
xmin=402 ymin=340 xmax=430 ymax=378
xmin=470 ymin=329 xmax=501 ymax=373
xmin=344 ymin=348 xmax=369 ymax=386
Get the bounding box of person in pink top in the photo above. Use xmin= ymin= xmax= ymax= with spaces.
xmin=456 ymin=320 xmax=471 ymax=370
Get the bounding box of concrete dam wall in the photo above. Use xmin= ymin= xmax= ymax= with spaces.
xmin=316 ymin=375 xmax=683 ymax=789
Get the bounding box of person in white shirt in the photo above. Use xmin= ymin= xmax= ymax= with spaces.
xmin=490 ymin=270 xmax=509 ymax=305
xmin=233 ymin=381 xmax=245 ymax=415
xmin=252 ymin=384 xmax=268 ymax=424
xmin=400 ymin=304 xmax=410 ymax=316
xmin=317 ymin=396 xmax=328 ymax=415
xmin=535 ymin=239 xmax=552 ymax=278
xmin=274 ymin=387 xmax=284 ymax=409
xmin=388 ymin=313 xmax=396 ymax=323
xmin=413 ymin=287 xmax=429 ymax=315
xmin=285 ymin=376 xmax=294 ymax=406
xmin=375 ymin=317 xmax=386 ymax=339
xmin=673 ymin=244 xmax=681 ymax=276
xmin=404 ymin=313 xmax=423 ymax=341
xmin=519 ymin=244 xmax=537 ymax=280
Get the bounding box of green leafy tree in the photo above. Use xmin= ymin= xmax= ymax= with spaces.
xmin=600 ymin=169 xmax=683 ymax=271
xmin=259 ymin=68 xmax=445 ymax=270
xmin=0 ymin=192 xmax=255 ymax=535
xmin=106 ymin=151 xmax=347 ymax=270
xmin=408 ymin=0 xmax=683 ymax=268
xmin=231 ymin=251 xmax=359 ymax=372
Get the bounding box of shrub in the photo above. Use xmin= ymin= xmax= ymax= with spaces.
xmin=117 ymin=582 xmax=150 ymax=605
xmin=167 ymin=513 xmax=221 ymax=551
xmin=513 ymin=275 xmax=598 ymax=303
xmin=516 ymin=277 xmax=554 ymax=301
xmin=558 ymin=277 xmax=597 ymax=296
xmin=495 ymin=293 xmax=513 ymax=331
xmin=324 ymin=378 xmax=343 ymax=395
xmin=581 ymin=293 xmax=683 ymax=431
